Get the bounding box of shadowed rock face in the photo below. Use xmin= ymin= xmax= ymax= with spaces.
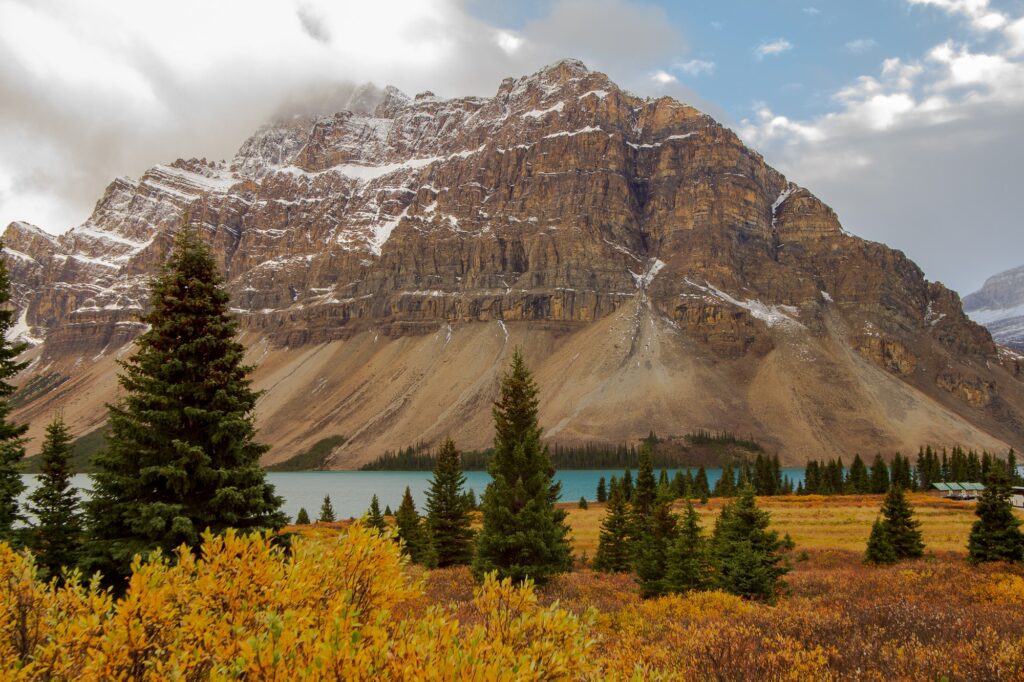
xmin=4 ymin=59 xmax=1024 ymax=467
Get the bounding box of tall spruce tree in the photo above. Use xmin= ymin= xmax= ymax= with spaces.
xmin=0 ymin=252 xmax=28 ymax=542
xmin=26 ymin=414 xmax=82 ymax=579
xmin=869 ymin=455 xmax=890 ymax=494
xmin=425 ymin=438 xmax=474 ymax=567
xmin=85 ymin=229 xmax=285 ymax=578
xmin=632 ymin=446 xmax=657 ymax=520
xmin=879 ymin=486 xmax=924 ymax=559
xmin=594 ymin=482 xmax=632 ymax=572
xmin=318 ymin=495 xmax=336 ymax=523
xmin=596 ymin=477 xmax=607 ymax=503
xmin=712 ymin=486 xmax=790 ymax=602
xmin=846 ymin=455 xmax=869 ymax=493
xmin=694 ymin=466 xmax=710 ymax=503
xmin=714 ymin=462 xmax=736 ymax=497
xmin=472 ymin=349 xmax=571 ymax=584
xmin=968 ymin=471 xmax=1024 ymax=564
xmin=634 ymin=492 xmax=678 ymax=598
xmin=395 ymin=486 xmax=437 ymax=567
xmin=664 ymin=500 xmax=714 ymax=593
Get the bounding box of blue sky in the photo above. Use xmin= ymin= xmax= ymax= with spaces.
xmin=1 ymin=0 xmax=1023 ymax=293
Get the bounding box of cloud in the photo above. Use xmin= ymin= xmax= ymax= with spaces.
xmin=0 ymin=0 xmax=707 ymax=234
xmin=906 ymin=0 xmax=1007 ymax=31
xmin=739 ymin=4 xmax=1024 ymax=293
xmin=803 ymin=7 xmax=821 ymax=16
xmin=755 ymin=38 xmax=793 ymax=59
xmin=844 ymin=38 xmax=877 ymax=54
xmin=650 ymin=70 xmax=678 ymax=85
xmin=676 ymin=59 xmax=716 ymax=76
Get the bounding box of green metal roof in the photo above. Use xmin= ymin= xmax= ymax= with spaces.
xmin=931 ymin=482 xmax=984 ymax=491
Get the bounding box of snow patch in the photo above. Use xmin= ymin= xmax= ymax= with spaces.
xmin=821 ymin=290 xmax=833 ymax=303
xmin=630 ymin=258 xmax=666 ymax=289
xmin=684 ymin=278 xmax=803 ymax=329
xmin=578 ymin=90 xmax=609 ymax=100
xmin=523 ymin=101 xmax=565 ymax=118
xmin=6 ymin=307 xmax=42 ymax=346
xmin=543 ymin=126 xmax=605 ymax=139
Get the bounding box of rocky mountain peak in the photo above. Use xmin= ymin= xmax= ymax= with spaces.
xmin=3 ymin=60 xmax=1023 ymax=466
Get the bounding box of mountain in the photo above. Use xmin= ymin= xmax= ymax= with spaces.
xmin=964 ymin=265 xmax=1024 ymax=352
xmin=3 ymin=59 xmax=1023 ymax=468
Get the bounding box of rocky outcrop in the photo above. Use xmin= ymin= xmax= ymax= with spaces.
xmin=4 ymin=59 xmax=1024 ymax=466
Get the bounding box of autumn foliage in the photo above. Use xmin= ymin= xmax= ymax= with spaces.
xmin=0 ymin=526 xmax=594 ymax=681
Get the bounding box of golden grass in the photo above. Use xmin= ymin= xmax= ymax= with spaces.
xmin=562 ymin=492 xmax=1024 ymax=556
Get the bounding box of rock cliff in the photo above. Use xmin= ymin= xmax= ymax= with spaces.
xmin=965 ymin=265 xmax=1024 ymax=352
xmin=4 ymin=59 xmax=1024 ymax=467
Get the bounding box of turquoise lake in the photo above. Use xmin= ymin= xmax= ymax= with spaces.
xmin=21 ymin=468 xmax=806 ymax=522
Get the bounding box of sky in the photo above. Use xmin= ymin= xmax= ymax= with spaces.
xmin=1 ymin=0 xmax=1023 ymax=295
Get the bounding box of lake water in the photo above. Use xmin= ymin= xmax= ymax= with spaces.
xmin=20 ymin=468 xmax=806 ymax=522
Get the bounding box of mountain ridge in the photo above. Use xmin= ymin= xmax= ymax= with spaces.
xmin=3 ymin=59 xmax=1023 ymax=467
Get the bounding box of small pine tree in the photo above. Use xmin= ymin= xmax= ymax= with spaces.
xmin=968 ymin=471 xmax=1024 ymax=564
xmin=879 ymin=486 xmax=924 ymax=559
xmin=0 ymin=252 xmax=28 ymax=542
xmin=85 ymin=229 xmax=285 ymax=578
xmin=294 ymin=508 xmax=310 ymax=525
xmin=621 ymin=469 xmax=634 ymax=502
xmin=846 ymin=454 xmax=869 ymax=493
xmin=578 ymin=496 xmax=588 ymax=509
xmin=712 ymin=486 xmax=790 ymax=602
xmin=632 ymin=446 xmax=657 ymax=520
xmin=664 ymin=500 xmax=714 ymax=593
xmin=425 ymin=438 xmax=474 ymax=567
xmin=473 ymin=349 xmax=571 ymax=584
xmin=869 ymin=455 xmax=890 ymax=494
xmin=593 ymin=481 xmax=632 ymax=572
xmin=26 ymin=414 xmax=82 ymax=579
xmin=318 ymin=495 xmax=336 ymax=523
xmin=864 ymin=517 xmax=898 ymax=565
xmin=364 ymin=494 xmax=386 ymax=533
xmin=694 ymin=466 xmax=710 ymax=503
xmin=596 ymin=477 xmax=607 ymax=503
xmin=384 ymin=505 xmax=393 ymax=516
xmin=714 ymin=462 xmax=736 ymax=497
xmin=395 ymin=486 xmax=437 ymax=567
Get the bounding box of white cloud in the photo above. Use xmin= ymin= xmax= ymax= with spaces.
xmin=803 ymin=7 xmax=821 ymax=15
xmin=0 ymin=0 xmax=710 ymax=233
xmin=906 ymin=0 xmax=1007 ymax=31
xmin=844 ymin=38 xmax=877 ymax=54
xmin=755 ymin=38 xmax=793 ymax=59
xmin=650 ymin=69 xmax=678 ymax=85
xmin=740 ymin=5 xmax=1024 ymax=293
xmin=676 ymin=59 xmax=715 ymax=76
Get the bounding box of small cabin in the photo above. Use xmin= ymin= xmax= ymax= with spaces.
xmin=930 ymin=482 xmax=985 ymax=501
xmin=1011 ymin=487 xmax=1024 ymax=509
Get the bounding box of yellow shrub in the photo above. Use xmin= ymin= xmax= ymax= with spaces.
xmin=0 ymin=526 xmax=594 ymax=681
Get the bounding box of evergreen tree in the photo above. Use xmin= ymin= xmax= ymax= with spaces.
xmin=634 ymin=492 xmax=678 ymax=598
xmin=596 ymin=476 xmax=607 ymax=503
xmin=632 ymin=446 xmax=657 ymax=520
xmin=364 ymin=494 xmax=386 ymax=533
xmin=846 ymin=455 xmax=869 ymax=493
xmin=384 ymin=504 xmax=393 ymax=517
xmin=0 ymin=252 xmax=28 ymax=542
xmin=1008 ymin=449 xmax=1021 ymax=485
xmin=594 ymin=481 xmax=632 ymax=573
xmin=395 ymin=486 xmax=437 ymax=567
xmin=26 ymin=414 xmax=82 ymax=579
xmin=85 ymin=229 xmax=285 ymax=578
xmin=664 ymin=500 xmax=714 ymax=593
xmin=425 ymin=437 xmax=474 ymax=567
xmin=578 ymin=496 xmax=588 ymax=509
xmin=621 ymin=468 xmax=634 ymax=502
xmin=864 ymin=517 xmax=898 ymax=565
xmin=694 ymin=466 xmax=710 ymax=502
xmin=711 ymin=486 xmax=789 ymax=602
xmin=671 ymin=470 xmax=687 ymax=499
xmin=879 ymin=486 xmax=924 ymax=559
xmin=968 ymin=471 xmax=1024 ymax=564
xmin=472 ymin=349 xmax=571 ymax=583
xmin=713 ymin=462 xmax=736 ymax=497
xmin=869 ymin=454 xmax=890 ymax=494
xmin=318 ymin=495 xmax=336 ymax=523
xmin=294 ymin=508 xmax=310 ymax=525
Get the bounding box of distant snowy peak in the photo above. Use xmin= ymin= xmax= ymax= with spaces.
xmin=965 ymin=265 xmax=1024 ymax=350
